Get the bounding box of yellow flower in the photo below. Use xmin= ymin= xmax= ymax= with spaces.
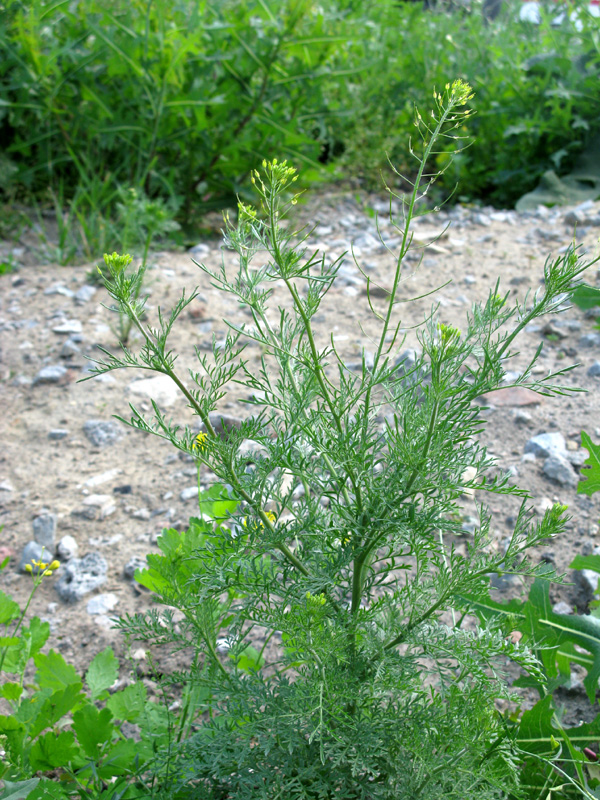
xmin=265 ymin=511 xmax=276 ymax=524
xmin=192 ymin=432 xmax=208 ymax=452
xmin=42 ymin=570 xmax=53 ymax=577
xmin=49 ymin=560 xmax=60 ymax=571
xmin=24 ymin=564 xmax=33 ymax=574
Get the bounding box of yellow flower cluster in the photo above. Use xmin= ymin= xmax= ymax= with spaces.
xmin=25 ymin=559 xmax=60 ymax=577
xmin=192 ymin=432 xmax=208 ymax=452
xmin=242 ymin=511 xmax=276 ymax=529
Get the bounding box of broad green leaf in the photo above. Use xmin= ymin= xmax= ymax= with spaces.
xmin=578 ymin=431 xmax=600 ymax=496
xmin=72 ymin=704 xmax=115 ymax=758
xmin=106 ymin=682 xmax=146 ymax=722
xmin=0 ymin=637 xmax=19 ymax=647
xmin=231 ymin=644 xmax=265 ymax=673
xmin=571 ymin=284 xmax=600 ymax=311
xmin=34 ymin=650 xmax=80 ymax=692
xmin=570 ymin=554 xmax=600 ymax=574
xmin=23 ymin=780 xmax=68 ymax=800
xmin=0 ymin=682 xmax=22 ymax=701
xmin=197 ymin=483 xmax=240 ymax=519
xmin=29 ymin=730 xmax=80 ymax=771
xmin=97 ymin=739 xmax=144 ymax=778
xmin=0 ymin=778 xmax=40 ymax=800
xmin=28 ymin=684 xmax=84 ymax=739
xmin=0 ymin=590 xmax=20 ymax=624
xmin=86 ymin=647 xmax=119 ymax=699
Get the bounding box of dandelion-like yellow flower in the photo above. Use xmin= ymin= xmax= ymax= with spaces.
xmin=265 ymin=511 xmax=276 ymax=524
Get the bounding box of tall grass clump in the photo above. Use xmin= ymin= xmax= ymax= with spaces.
xmin=84 ymin=83 xmax=600 ymax=799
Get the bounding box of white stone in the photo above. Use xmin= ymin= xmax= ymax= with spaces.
xmin=87 ymin=593 xmax=119 ymax=615
xmin=128 ymin=375 xmax=179 ymax=407
xmin=57 ymin=535 xmax=78 ymax=561
xmin=52 ymin=320 xmax=83 ymax=334
xmin=83 ymin=468 xmax=122 ymax=488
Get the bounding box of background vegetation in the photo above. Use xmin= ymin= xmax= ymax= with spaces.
xmin=0 ymin=0 xmax=599 ymax=261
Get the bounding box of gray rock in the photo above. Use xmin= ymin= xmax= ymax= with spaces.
xmin=564 ymin=209 xmax=585 ymax=226
xmin=60 ymin=339 xmax=81 ymax=358
xmin=472 ymin=212 xmax=492 ymax=226
xmin=52 ymin=320 xmax=82 ymax=335
xmin=552 ymin=601 xmax=574 ymax=615
xmin=543 ymin=455 xmax=578 ymax=488
xmin=54 ymin=552 xmax=108 ymax=603
xmin=44 ymin=284 xmax=74 ymax=298
xmin=19 ymin=541 xmax=51 ymax=573
xmin=188 ymin=243 xmax=210 ymax=257
xmin=123 ymin=556 xmax=147 ymax=580
xmin=180 ymin=486 xmax=199 ymax=502
xmin=33 ymin=365 xmax=67 ymax=385
xmin=588 ymin=361 xmax=600 ymax=377
xmin=575 ymin=568 xmax=599 ymax=601
xmin=83 ymin=420 xmax=123 ymax=448
xmin=128 ymin=375 xmax=179 ymax=408
xmin=579 ymin=333 xmax=600 ymax=348
xmin=74 ymin=285 xmax=96 ymax=304
xmin=32 ymin=513 xmax=56 ymax=552
xmin=48 ymin=429 xmax=69 ymax=440
xmin=206 ymin=412 xmax=245 ymax=438
xmin=524 ymin=432 xmax=567 ymax=459
xmin=513 ymin=410 xmax=532 ymax=424
xmin=87 ymin=593 xmax=119 ymax=615
xmin=57 ymin=535 xmax=78 ymax=561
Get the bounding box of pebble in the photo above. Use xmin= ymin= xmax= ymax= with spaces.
xmin=524 ymin=432 xmax=567 ymax=459
xmin=579 ymin=333 xmax=600 ymax=348
xmin=74 ymin=285 xmax=96 ymax=304
xmin=83 ymin=468 xmax=122 ymax=488
xmin=574 ymin=568 xmax=599 ymax=601
xmin=564 ymin=209 xmax=585 ymax=226
xmin=44 ymin=284 xmax=74 ymax=298
xmin=123 ymin=556 xmax=147 ymax=580
xmin=19 ymin=541 xmax=52 ymax=573
xmin=128 ymin=374 xmax=180 ymax=408
xmin=48 ymin=429 xmax=69 ymax=440
xmin=0 ymin=480 xmax=15 ymax=493
xmin=543 ymin=455 xmax=578 ymax=488
xmin=32 ymin=513 xmax=56 ymax=553
xmin=60 ymin=339 xmax=81 ymax=358
xmin=33 ymin=365 xmax=67 ymax=385
xmin=55 ymin=552 xmax=108 ymax=603
xmin=513 ymin=410 xmax=532 ymax=424
xmin=552 ymin=601 xmax=574 ymax=615
xmin=87 ymin=593 xmax=119 ymax=615
xmin=57 ymin=535 xmax=78 ymax=561
xmin=588 ymin=361 xmax=600 ymax=377
xmin=180 ymin=486 xmax=199 ymax=502
xmin=52 ymin=320 xmax=83 ymax=335
xmin=83 ymin=420 xmax=123 ymax=448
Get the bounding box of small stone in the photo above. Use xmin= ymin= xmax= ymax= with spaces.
xmin=123 ymin=556 xmax=147 ymax=580
xmin=579 ymin=333 xmax=600 ymax=348
xmin=542 ymin=322 xmax=568 ymax=340
xmin=52 ymin=320 xmax=83 ymax=335
xmin=552 ymin=601 xmax=574 ymax=615
xmin=55 ymin=552 xmax=108 ymax=603
xmin=472 ymin=212 xmax=492 ymax=226
xmin=479 ymin=387 xmax=542 ymax=407
xmin=48 ymin=429 xmax=69 ymax=440
xmin=83 ymin=420 xmax=123 ymax=448
xmin=205 ymin=412 xmax=245 ymax=438
xmin=564 ymin=209 xmax=585 ymax=226
xmin=128 ymin=375 xmax=179 ymax=408
xmin=19 ymin=541 xmax=51 ymax=573
xmin=513 ymin=410 xmax=532 ymax=424
xmin=588 ymin=361 xmax=600 ymax=377
xmin=524 ymin=432 xmax=567 ymax=459
xmin=131 ymin=507 xmax=151 ymax=520
xmin=575 ymin=568 xmax=599 ymax=600
xmin=543 ymin=455 xmax=578 ymax=488
xmin=32 ymin=513 xmax=56 ymax=553
xmin=87 ymin=593 xmax=119 ymax=615
xmin=74 ymin=285 xmax=96 ymax=304
xmin=188 ymin=243 xmax=210 ymax=257
xmin=57 ymin=535 xmax=78 ymax=561
xmin=60 ymin=339 xmax=81 ymax=358
xmin=536 ymin=496 xmax=554 ymax=515
xmin=84 ymin=468 xmax=122 ymax=487
xmin=180 ymin=486 xmax=199 ymax=502
xmin=0 ymin=480 xmax=15 ymax=492
xmin=33 ymin=365 xmax=67 ymax=385
xmin=44 ymin=284 xmax=74 ymax=298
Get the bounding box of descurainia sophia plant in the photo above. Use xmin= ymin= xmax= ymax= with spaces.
xmin=87 ymin=81 xmax=598 ymax=799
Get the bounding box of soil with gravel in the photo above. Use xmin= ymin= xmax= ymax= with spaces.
xmin=2 ymin=189 xmax=600 ymax=723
